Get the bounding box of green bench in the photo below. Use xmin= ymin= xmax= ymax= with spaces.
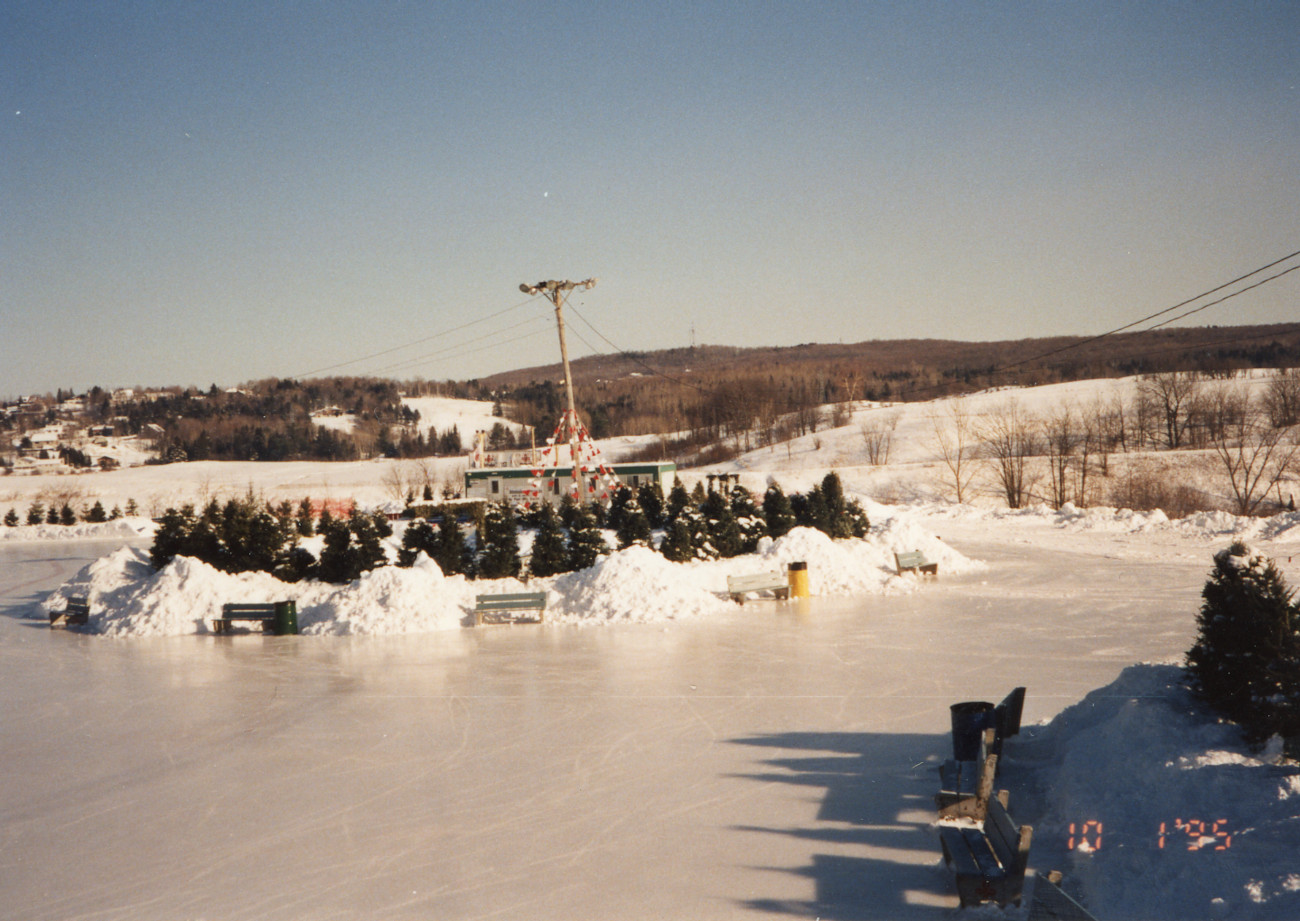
xmin=212 ymin=601 xmax=298 ymax=635
xmin=894 ymin=550 xmax=938 ymax=577
xmin=938 ymin=791 xmax=1033 ymax=908
xmin=49 ymin=596 xmax=90 ymax=628
xmin=474 ymin=592 xmax=547 ymax=626
xmin=726 ymin=571 xmax=789 ymax=604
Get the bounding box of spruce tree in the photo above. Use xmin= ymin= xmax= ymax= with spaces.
xmin=317 ymin=517 xmax=358 ymax=583
xmin=567 ymin=509 xmax=608 ymax=571
xmin=665 ymin=482 xmax=693 ymax=522
xmin=702 ymin=489 xmax=742 ymax=558
xmin=26 ymin=502 xmax=44 ymax=526
xmin=296 ymin=498 xmax=315 ymax=537
xmin=616 ymin=497 xmax=652 ymax=549
xmin=638 ymin=482 xmax=666 ymax=528
xmin=150 ymin=506 xmax=197 ymax=569
xmin=85 ymin=500 xmax=108 ymax=523
xmin=529 ymin=503 xmax=570 ymax=576
xmin=109 ymin=505 xmax=122 ymax=520
xmin=59 ymin=504 xmax=76 ymax=526
xmin=477 ymin=503 xmax=522 ymax=580
xmin=434 ymin=510 xmax=470 ymax=576
xmin=398 ymin=519 xmax=439 ymax=567
xmin=125 ymin=498 xmax=139 ymax=517
xmin=1186 ymin=543 xmax=1300 ymax=746
xmin=47 ymin=506 xmax=60 ymax=525
xmin=763 ymin=483 xmax=797 ymax=538
xmin=658 ymin=517 xmax=695 ymax=563
xmin=4 ymin=508 xmax=19 ymax=527
xmin=729 ymin=485 xmax=767 ymax=553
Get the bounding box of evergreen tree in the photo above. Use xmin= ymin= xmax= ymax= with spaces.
xmin=528 ymin=502 xmax=570 ymax=576
xmin=349 ymin=508 xmax=388 ymax=573
xmin=59 ymin=504 xmax=76 ymax=526
xmin=567 ymin=509 xmax=608 ymax=571
xmin=85 ymin=500 xmax=108 ymax=523
xmin=763 ymin=483 xmax=797 ymax=538
xmin=317 ymin=517 xmax=359 ymax=583
xmin=125 ymin=498 xmax=139 ymax=517
xmin=150 ymin=505 xmax=197 ymax=569
xmin=398 ymin=519 xmax=440 ymax=567
xmin=638 ymin=481 xmax=666 ymax=528
xmin=665 ymin=482 xmax=693 ymax=522
xmin=729 ymin=485 xmax=767 ymax=553
xmin=658 ymin=517 xmax=695 ymax=563
xmin=46 ymin=506 xmax=60 ymax=525
xmin=616 ymin=497 xmax=652 ymax=549
xmin=295 ymin=497 xmax=315 ymax=537
xmin=109 ymin=505 xmax=122 ymax=520
xmin=434 ymin=510 xmax=471 ymax=576
xmin=606 ymin=486 xmax=634 ymax=535
xmin=4 ymin=508 xmax=18 ymax=527
xmin=1186 ymin=543 xmax=1300 ymax=746
xmin=702 ymin=489 xmax=742 ymax=558
xmin=26 ymin=502 xmax=44 ymax=526
xmin=477 ymin=502 xmax=522 ymax=579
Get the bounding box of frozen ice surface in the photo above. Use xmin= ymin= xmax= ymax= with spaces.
xmin=3 ymin=509 xmax=1299 ymax=919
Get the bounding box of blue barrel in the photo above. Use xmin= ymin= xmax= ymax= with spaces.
xmin=950 ymin=701 xmax=994 ymax=760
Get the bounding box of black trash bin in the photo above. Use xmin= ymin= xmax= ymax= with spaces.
xmin=950 ymin=700 xmax=995 ymax=760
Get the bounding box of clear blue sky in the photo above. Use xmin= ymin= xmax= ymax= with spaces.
xmin=4 ymin=1 xmax=1298 ymax=398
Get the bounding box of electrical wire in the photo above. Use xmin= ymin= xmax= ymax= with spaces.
xmin=291 ymin=296 xmax=536 ymax=379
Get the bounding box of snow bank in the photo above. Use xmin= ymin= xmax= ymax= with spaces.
xmin=1023 ymin=664 xmax=1300 ymax=920
xmin=43 ymin=518 xmax=978 ymax=636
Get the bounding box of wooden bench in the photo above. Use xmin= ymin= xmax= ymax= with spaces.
xmin=474 ymin=592 xmax=547 ymax=626
xmin=894 ymin=550 xmax=938 ymax=577
xmin=936 ymin=687 xmax=1025 ymax=820
xmin=938 ymin=792 xmax=1033 ymax=908
xmin=213 ymin=603 xmax=279 ymax=635
xmin=49 ymin=596 xmax=90 ymax=627
xmin=726 ymin=571 xmax=789 ymax=604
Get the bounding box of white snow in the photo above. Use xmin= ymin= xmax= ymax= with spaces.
xmin=5 ymin=372 xmax=1300 ymax=919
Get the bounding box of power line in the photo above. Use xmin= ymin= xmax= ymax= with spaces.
xmin=291 ymin=297 xmax=535 ymax=379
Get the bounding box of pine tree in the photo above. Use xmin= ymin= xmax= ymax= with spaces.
xmin=47 ymin=506 xmax=60 ymax=525
xmin=477 ymin=502 xmax=522 ymax=579
xmin=150 ymin=505 xmax=197 ymax=569
xmin=59 ymin=504 xmax=76 ymax=526
xmin=125 ymin=498 xmax=139 ymax=517
xmin=4 ymin=508 xmax=19 ymax=527
xmin=85 ymin=500 xmax=108 ymax=523
xmin=317 ymin=517 xmax=358 ymax=584
xmin=1186 ymin=543 xmax=1300 ymax=746
xmin=26 ymin=503 xmax=44 ymax=526
xmin=638 ymin=482 xmax=665 ymax=528
xmin=296 ymin=498 xmax=315 ymax=537
xmin=702 ymin=489 xmax=742 ymax=558
xmin=763 ymin=483 xmax=797 ymax=538
xmin=529 ymin=503 xmax=570 ymax=576
xmin=616 ymin=497 xmax=652 ymax=549
xmin=568 ymin=509 xmax=608 ymax=571
xmin=398 ymin=519 xmax=439 ymax=567
xmin=109 ymin=505 xmax=122 ymax=520
xmin=658 ymin=517 xmax=695 ymax=563
xmin=434 ymin=510 xmax=470 ymax=576
xmin=666 ymin=482 xmax=693 ymax=522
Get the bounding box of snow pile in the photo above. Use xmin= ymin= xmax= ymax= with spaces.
xmin=0 ymin=517 xmax=155 ymax=543
xmin=550 ymin=545 xmax=732 ymax=624
xmin=43 ymin=519 xmax=978 ymax=636
xmin=1022 ymin=664 xmax=1300 ymax=920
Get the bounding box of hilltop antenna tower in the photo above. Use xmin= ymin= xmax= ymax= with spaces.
xmin=519 ymin=277 xmax=598 ymax=503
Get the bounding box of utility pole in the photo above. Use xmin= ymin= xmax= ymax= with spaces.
xmin=519 ymin=278 xmax=597 ymax=503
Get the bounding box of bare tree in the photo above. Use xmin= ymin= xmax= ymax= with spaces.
xmin=930 ymin=402 xmax=977 ymax=503
xmin=1209 ymin=387 xmax=1298 ymax=516
xmin=860 ymin=411 xmax=900 ymax=466
xmin=1042 ymin=403 xmax=1080 ymax=509
xmin=1139 ymin=372 xmax=1201 ymax=449
xmin=1264 ymin=368 xmax=1300 ymax=428
xmin=979 ymin=400 xmax=1038 ymax=509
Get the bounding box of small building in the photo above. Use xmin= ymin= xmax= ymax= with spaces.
xmin=465 ymin=460 xmax=676 ymax=506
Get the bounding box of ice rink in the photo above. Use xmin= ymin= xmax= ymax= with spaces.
xmin=1 ymin=532 xmax=1204 ymax=920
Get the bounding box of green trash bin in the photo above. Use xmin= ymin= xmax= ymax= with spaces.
xmin=273 ymin=600 xmax=299 ymax=636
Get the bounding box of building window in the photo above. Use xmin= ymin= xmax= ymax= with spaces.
xmin=491 ymin=480 xmax=500 ymax=494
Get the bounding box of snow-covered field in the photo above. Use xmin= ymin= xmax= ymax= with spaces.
xmin=3 ymin=374 xmax=1299 ymax=919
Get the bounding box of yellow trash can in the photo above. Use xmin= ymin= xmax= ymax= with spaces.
xmin=787 ymin=561 xmax=809 ymax=599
